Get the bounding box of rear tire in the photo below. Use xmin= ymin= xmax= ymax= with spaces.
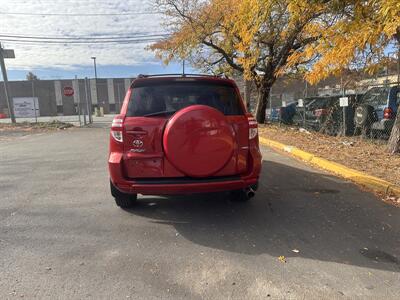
xmin=115 ymin=195 xmax=137 ymax=209
xmin=361 ymin=125 xmax=371 ymax=138
xmin=110 ymin=180 xmax=137 ymax=209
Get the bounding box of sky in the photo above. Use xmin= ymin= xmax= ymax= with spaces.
xmin=0 ymin=0 xmax=194 ymax=81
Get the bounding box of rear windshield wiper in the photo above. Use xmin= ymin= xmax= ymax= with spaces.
xmin=142 ymin=110 xmax=177 ymax=117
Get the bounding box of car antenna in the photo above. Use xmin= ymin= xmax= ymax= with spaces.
xmin=182 ymin=59 xmax=186 ymax=77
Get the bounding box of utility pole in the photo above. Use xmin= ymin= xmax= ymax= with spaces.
xmin=0 ymin=42 xmax=16 ymax=123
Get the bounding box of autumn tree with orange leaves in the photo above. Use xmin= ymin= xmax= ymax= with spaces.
xmin=151 ymin=0 xmax=344 ymax=123
xmin=301 ymin=0 xmax=399 ymax=153
xmin=151 ymin=0 xmax=400 ymax=153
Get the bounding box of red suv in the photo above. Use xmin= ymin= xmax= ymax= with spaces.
xmin=108 ymin=74 xmax=262 ymax=208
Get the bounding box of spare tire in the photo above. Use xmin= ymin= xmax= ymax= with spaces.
xmin=354 ymin=104 xmax=375 ymax=127
xmin=163 ymin=105 xmax=235 ymax=177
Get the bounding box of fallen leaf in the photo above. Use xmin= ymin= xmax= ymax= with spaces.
xmin=278 ymin=256 xmax=286 ymax=263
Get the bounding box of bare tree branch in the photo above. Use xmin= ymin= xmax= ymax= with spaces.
xmin=202 ymin=40 xmax=244 ymax=72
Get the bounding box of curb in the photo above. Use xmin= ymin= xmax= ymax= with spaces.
xmin=259 ymin=137 xmax=400 ymax=197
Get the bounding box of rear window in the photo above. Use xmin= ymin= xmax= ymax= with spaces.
xmin=361 ymin=87 xmax=389 ymax=106
xmin=307 ymin=98 xmax=332 ymax=110
xmin=127 ymin=81 xmax=244 ymax=117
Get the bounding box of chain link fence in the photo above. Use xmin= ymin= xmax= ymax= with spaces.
xmin=0 ymin=77 xmax=132 ymax=126
xmin=265 ymin=82 xmax=400 ymax=144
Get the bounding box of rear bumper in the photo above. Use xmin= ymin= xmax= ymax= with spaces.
xmin=371 ymin=119 xmax=395 ymax=131
xmin=109 ymin=151 xmax=261 ymax=195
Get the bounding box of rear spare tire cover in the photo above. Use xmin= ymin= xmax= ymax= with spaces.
xmin=355 ymin=105 xmax=368 ymax=126
xmin=355 ymin=104 xmax=374 ymax=126
xmin=163 ymin=105 xmax=235 ymax=177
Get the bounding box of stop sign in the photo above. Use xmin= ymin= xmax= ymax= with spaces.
xmin=63 ymin=86 xmax=74 ymax=97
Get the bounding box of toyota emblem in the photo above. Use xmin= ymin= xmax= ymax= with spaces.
xmin=132 ymin=140 xmax=144 ymax=148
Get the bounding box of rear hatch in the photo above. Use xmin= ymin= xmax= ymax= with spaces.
xmin=359 ymin=87 xmax=390 ymax=121
xmin=122 ymin=78 xmax=248 ymax=179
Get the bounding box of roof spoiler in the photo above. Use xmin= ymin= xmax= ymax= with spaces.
xmin=136 ymin=73 xmax=230 ymax=79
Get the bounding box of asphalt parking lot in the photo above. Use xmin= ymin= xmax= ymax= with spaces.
xmin=1 ymin=126 xmax=399 ymax=299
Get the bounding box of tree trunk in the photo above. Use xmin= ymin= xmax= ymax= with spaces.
xmin=254 ymin=81 xmax=273 ymax=123
xmin=388 ymin=104 xmax=400 ymax=154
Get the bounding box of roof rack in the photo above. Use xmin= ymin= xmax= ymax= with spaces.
xmin=137 ymin=73 xmax=229 ymax=79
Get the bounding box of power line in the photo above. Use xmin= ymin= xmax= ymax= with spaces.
xmin=0 ymin=38 xmax=164 ymax=45
xmin=0 ymin=11 xmax=161 ymax=16
xmin=0 ymin=33 xmax=170 ymax=41
xmin=6 ymin=0 xmax=150 ymax=2
xmin=0 ymin=34 xmax=169 ymax=45
xmin=0 ymin=41 xmax=160 ymax=46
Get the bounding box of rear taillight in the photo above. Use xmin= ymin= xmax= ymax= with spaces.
xmin=248 ymin=116 xmax=258 ymax=139
xmin=383 ymin=107 xmax=394 ymax=119
xmin=111 ymin=131 xmax=123 ymax=142
xmin=111 ymin=117 xmax=124 ymax=142
xmin=112 ymin=118 xmax=123 ymax=128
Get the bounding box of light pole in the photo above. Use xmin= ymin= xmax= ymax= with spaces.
xmin=91 ymin=56 xmax=97 ymax=79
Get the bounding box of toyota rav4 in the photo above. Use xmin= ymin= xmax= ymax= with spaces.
xmin=108 ymin=74 xmax=262 ymax=208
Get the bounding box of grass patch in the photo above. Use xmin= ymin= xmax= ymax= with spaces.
xmin=259 ymin=124 xmax=400 ymax=187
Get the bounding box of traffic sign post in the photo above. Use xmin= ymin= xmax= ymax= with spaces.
xmin=0 ymin=43 xmax=16 ymax=123
xmin=297 ymin=99 xmax=306 ymax=128
xmin=339 ymin=97 xmax=349 ymax=107
xmin=340 ymin=97 xmax=349 ymax=136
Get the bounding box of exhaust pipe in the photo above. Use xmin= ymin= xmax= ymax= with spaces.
xmin=245 ymin=187 xmax=255 ymax=199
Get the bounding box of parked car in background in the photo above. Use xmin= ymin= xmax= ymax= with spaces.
xmin=292 ymin=96 xmax=337 ymax=130
xmin=265 ymin=107 xmax=280 ymax=122
xmin=319 ymin=94 xmax=362 ymax=136
xmin=291 ymin=95 xmax=362 ymax=136
xmin=265 ymin=102 xmax=297 ymax=124
xmin=354 ymin=85 xmax=400 ymax=137
xmin=280 ymin=101 xmax=297 ymax=124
